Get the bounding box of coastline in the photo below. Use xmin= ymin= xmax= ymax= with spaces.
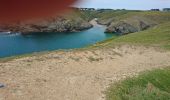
xmin=0 ymin=19 xmax=108 ymax=59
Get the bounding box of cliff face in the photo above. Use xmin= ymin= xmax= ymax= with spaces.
xmin=0 ymin=10 xmax=93 ymax=34
xmin=104 ymin=17 xmax=156 ymax=35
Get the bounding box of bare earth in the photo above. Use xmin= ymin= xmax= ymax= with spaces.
xmin=0 ymin=45 xmax=170 ymax=100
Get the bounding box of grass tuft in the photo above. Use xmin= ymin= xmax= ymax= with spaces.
xmin=106 ymin=67 xmax=170 ymax=100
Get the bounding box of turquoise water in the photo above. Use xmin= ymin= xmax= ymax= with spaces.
xmin=0 ymin=26 xmax=114 ymax=58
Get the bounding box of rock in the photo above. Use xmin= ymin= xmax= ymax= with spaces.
xmin=0 ymin=83 xmax=5 ymax=88
xmin=75 ymin=22 xmax=93 ymax=31
xmin=1 ymin=18 xmax=93 ymax=34
xmin=139 ymin=21 xmax=151 ymax=30
xmin=105 ymin=18 xmax=155 ymax=35
xmin=105 ymin=21 xmax=138 ymax=35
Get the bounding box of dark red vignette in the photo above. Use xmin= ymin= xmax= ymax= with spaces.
xmin=0 ymin=0 xmax=78 ymax=23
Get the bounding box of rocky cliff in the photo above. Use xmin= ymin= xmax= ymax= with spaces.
xmin=104 ymin=17 xmax=156 ymax=35
xmin=0 ymin=10 xmax=93 ymax=34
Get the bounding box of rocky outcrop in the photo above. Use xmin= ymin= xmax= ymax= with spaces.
xmin=105 ymin=17 xmax=156 ymax=35
xmin=0 ymin=17 xmax=92 ymax=34
xmin=105 ymin=21 xmax=138 ymax=35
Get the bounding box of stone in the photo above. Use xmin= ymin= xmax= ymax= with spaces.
xmin=105 ymin=21 xmax=138 ymax=35
xmin=0 ymin=83 xmax=5 ymax=88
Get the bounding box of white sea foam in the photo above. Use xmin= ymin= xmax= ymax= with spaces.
xmin=0 ymin=32 xmax=21 ymax=36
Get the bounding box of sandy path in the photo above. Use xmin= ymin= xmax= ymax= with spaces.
xmin=90 ymin=18 xmax=104 ymax=27
xmin=0 ymin=45 xmax=170 ymax=100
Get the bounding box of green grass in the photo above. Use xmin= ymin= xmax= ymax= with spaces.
xmin=97 ymin=11 xmax=170 ymax=23
xmin=106 ymin=67 xmax=170 ymax=100
xmin=96 ymin=22 xmax=170 ymax=50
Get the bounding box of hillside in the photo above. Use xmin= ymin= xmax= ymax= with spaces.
xmin=94 ymin=22 xmax=170 ymax=51
xmin=98 ymin=11 xmax=170 ymax=34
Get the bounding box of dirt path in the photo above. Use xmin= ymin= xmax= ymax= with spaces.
xmin=0 ymin=45 xmax=170 ymax=100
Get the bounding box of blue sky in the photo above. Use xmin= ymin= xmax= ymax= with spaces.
xmin=73 ymin=0 xmax=170 ymax=10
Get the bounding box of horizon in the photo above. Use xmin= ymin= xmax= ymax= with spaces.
xmin=73 ymin=0 xmax=170 ymax=10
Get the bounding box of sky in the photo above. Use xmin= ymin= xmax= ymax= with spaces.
xmin=73 ymin=0 xmax=170 ymax=10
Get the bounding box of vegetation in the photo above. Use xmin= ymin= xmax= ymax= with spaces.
xmin=64 ymin=10 xmax=98 ymax=21
xmin=96 ymin=11 xmax=170 ymax=24
xmin=102 ymin=12 xmax=170 ymax=100
xmin=108 ymin=22 xmax=170 ymax=49
xmin=78 ymin=10 xmax=170 ymax=50
xmin=106 ymin=67 xmax=170 ymax=100
xmin=88 ymin=56 xmax=103 ymax=62
xmin=91 ymin=21 xmax=170 ymax=50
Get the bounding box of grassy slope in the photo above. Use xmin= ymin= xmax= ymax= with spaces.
xmin=63 ymin=10 xmax=99 ymax=22
xmin=106 ymin=68 xmax=170 ymax=100
xmin=113 ymin=22 xmax=170 ymax=49
xmin=99 ymin=11 xmax=170 ymax=100
xmin=97 ymin=11 xmax=170 ymax=23
xmin=94 ymin=22 xmax=170 ymax=50
xmin=96 ymin=10 xmax=139 ymax=22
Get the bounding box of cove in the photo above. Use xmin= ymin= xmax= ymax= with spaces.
xmin=0 ymin=25 xmax=114 ymax=58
